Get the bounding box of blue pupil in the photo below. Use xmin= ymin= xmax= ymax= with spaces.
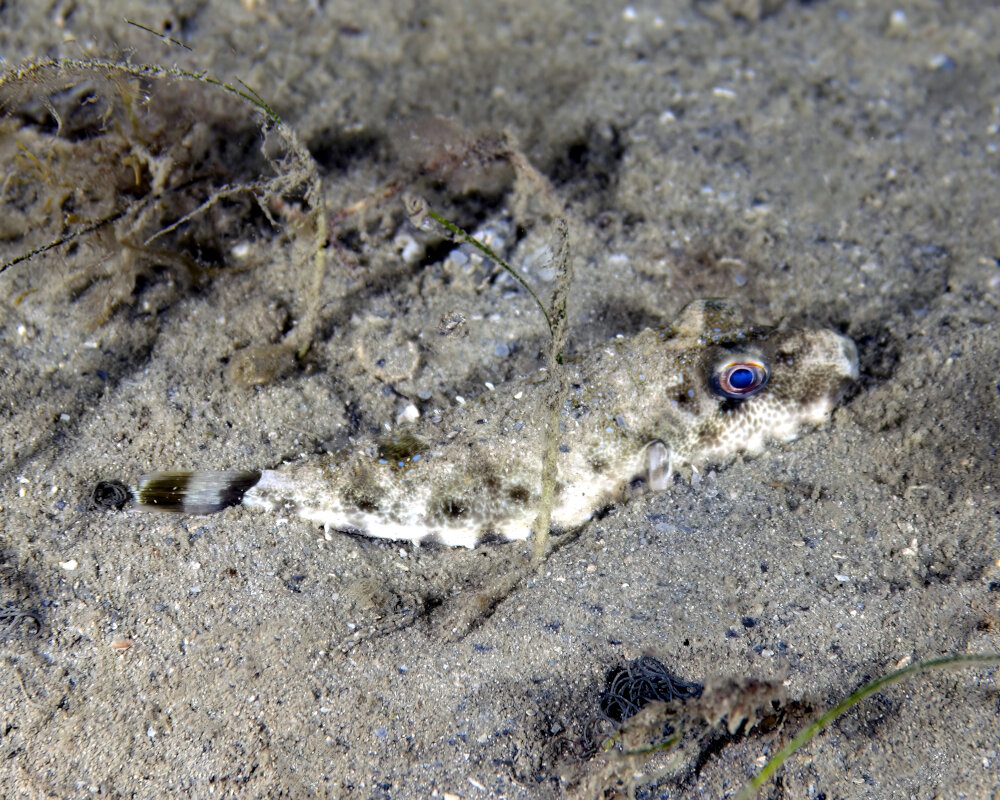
xmin=729 ymin=367 xmax=755 ymax=390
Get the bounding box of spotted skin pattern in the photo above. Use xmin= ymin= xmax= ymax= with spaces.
xmin=126 ymin=300 xmax=858 ymax=548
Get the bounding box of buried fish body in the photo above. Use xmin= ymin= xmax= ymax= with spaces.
xmin=107 ymin=300 xmax=858 ymax=548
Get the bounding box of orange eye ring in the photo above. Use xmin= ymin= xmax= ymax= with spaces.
xmin=711 ymin=360 xmax=768 ymax=399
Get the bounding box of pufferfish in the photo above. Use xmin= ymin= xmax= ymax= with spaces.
xmin=95 ymin=300 xmax=858 ymax=548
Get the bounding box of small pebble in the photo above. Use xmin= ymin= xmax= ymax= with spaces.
xmin=928 ymin=53 xmax=955 ymax=71
xmin=397 ymin=234 xmax=422 ymax=264
xmin=397 ymin=403 xmax=420 ymax=423
xmin=886 ymin=8 xmax=907 ymax=36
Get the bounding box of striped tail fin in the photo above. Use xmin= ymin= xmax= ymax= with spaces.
xmin=93 ymin=471 xmax=262 ymax=514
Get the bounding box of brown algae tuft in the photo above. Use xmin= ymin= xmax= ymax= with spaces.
xmin=0 ymin=58 xmax=327 ymax=362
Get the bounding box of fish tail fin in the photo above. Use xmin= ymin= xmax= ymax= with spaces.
xmin=93 ymin=470 xmax=262 ymax=514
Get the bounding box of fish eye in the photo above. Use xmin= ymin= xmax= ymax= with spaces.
xmin=711 ymin=359 xmax=769 ymax=399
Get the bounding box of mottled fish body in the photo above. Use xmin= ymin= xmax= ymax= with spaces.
xmin=109 ymin=300 xmax=858 ymax=548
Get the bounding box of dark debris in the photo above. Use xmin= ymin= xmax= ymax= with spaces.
xmin=0 ymin=602 xmax=42 ymax=640
xmin=599 ymin=655 xmax=703 ymax=723
xmin=90 ymin=480 xmax=132 ymax=510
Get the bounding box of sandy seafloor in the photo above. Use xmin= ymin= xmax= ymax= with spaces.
xmin=1 ymin=1 xmax=999 ymax=797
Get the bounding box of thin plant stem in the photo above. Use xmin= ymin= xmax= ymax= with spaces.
xmin=736 ymin=652 xmax=1000 ymax=800
xmin=426 ymin=207 xmax=552 ymax=336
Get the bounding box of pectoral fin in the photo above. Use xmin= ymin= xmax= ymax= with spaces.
xmin=644 ymin=440 xmax=673 ymax=491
